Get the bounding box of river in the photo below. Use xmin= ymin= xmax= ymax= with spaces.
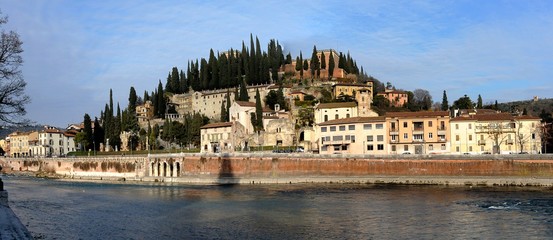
xmin=3 ymin=175 xmax=553 ymax=239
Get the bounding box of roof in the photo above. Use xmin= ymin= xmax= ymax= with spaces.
xmin=333 ymin=83 xmax=371 ymax=87
xmin=451 ymin=113 xmax=541 ymax=122
xmin=319 ymin=116 xmax=386 ymax=126
xmin=315 ymin=102 xmax=357 ymax=109
xmin=234 ymin=101 xmax=256 ymax=107
xmin=290 ymin=91 xmax=306 ymax=95
xmin=200 ymin=122 xmax=233 ymax=129
xmin=386 ymin=111 xmax=449 ymax=118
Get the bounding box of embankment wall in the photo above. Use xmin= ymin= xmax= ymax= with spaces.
xmin=2 ymin=154 xmax=553 ymax=185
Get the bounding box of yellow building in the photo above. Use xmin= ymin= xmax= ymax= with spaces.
xmin=386 ymin=111 xmax=450 ymax=154
xmin=314 ymin=102 xmax=358 ymax=124
xmin=333 ymin=82 xmax=373 ymax=100
xmin=451 ymin=113 xmax=542 ymax=154
xmin=9 ymin=131 xmax=31 ymax=157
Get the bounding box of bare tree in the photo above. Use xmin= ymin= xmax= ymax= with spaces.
xmin=515 ymin=120 xmax=531 ymax=153
xmin=0 ymin=11 xmax=29 ymax=125
xmin=538 ymin=122 xmax=552 ymax=153
xmin=485 ymin=121 xmax=511 ymax=154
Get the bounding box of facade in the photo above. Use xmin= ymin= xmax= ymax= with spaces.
xmin=35 ymin=128 xmax=76 ymax=157
xmin=136 ymin=100 xmax=155 ymax=128
xmin=8 ymin=131 xmax=31 ymax=157
xmin=333 ymin=82 xmax=373 ymax=100
xmin=377 ymin=89 xmax=408 ymax=107
xmin=200 ymin=122 xmax=246 ymax=153
xmin=314 ymin=102 xmax=358 ymax=124
xmin=450 ymin=113 xmax=542 ymax=154
xmin=169 ymin=84 xmax=274 ymax=121
xmin=317 ymin=116 xmax=387 ymax=154
xmin=386 ymin=111 xmax=450 ymax=154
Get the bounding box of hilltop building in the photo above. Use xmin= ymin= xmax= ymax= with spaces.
xmin=377 ymin=88 xmax=408 ymax=107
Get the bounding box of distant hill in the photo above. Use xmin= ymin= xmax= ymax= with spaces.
xmin=0 ymin=125 xmax=45 ymax=139
xmin=495 ymin=98 xmax=553 ymax=117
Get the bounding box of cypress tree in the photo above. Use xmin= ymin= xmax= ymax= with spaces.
xmin=83 ymin=113 xmax=93 ymax=151
xmin=295 ymin=54 xmax=303 ymax=79
xmin=239 ymin=79 xmax=249 ymax=101
xmin=477 ymin=94 xmax=483 ymax=109
xmin=441 ymin=90 xmax=449 ymax=111
xmin=93 ymin=117 xmax=104 ymax=151
xmin=179 ymin=70 xmax=188 ymax=93
xmin=234 ymin=87 xmax=239 ymax=101
xmin=321 ymin=50 xmax=326 ymax=70
xmin=226 ymin=90 xmax=231 ymax=121
xmin=310 ymin=45 xmax=320 ymax=79
xmin=328 ymin=51 xmax=335 ymax=80
xmin=220 ymin=101 xmax=227 ymax=122
xmin=255 ymin=89 xmax=263 ymax=130
xmin=157 ymin=80 xmax=166 ymax=118
xmin=170 ymin=67 xmax=180 ymax=93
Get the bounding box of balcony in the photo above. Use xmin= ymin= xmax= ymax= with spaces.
xmin=506 ymin=139 xmax=514 ymax=145
xmin=437 ymin=127 xmax=447 ymax=135
xmin=478 ymin=140 xmax=486 ymax=145
xmin=390 ymin=128 xmax=399 ymax=135
xmin=438 ymin=138 xmax=447 ymax=142
xmin=412 ymin=127 xmax=424 ymax=134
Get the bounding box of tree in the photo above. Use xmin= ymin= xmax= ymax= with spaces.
xmin=220 ymin=100 xmax=227 ymax=122
xmin=93 ymin=117 xmax=103 ymax=151
xmin=83 ymin=114 xmax=93 ymax=150
xmin=74 ymin=132 xmax=88 ymax=152
xmin=452 ymin=95 xmax=474 ymax=109
xmin=477 ymin=94 xmax=483 ymax=109
xmin=412 ymin=89 xmax=432 ymax=110
xmin=0 ymin=12 xmax=30 ymax=125
xmin=310 ymin=46 xmax=320 ymax=79
xmin=255 ymin=89 xmax=263 ymax=130
xmin=295 ymin=52 xmax=303 ymax=79
xmin=441 ymin=90 xmax=449 ymax=111
xmin=320 ymin=50 xmax=326 ymax=70
xmin=239 ymin=79 xmax=249 ymax=101
xmin=328 ymin=51 xmax=335 ymax=80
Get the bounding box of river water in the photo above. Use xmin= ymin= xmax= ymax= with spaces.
xmin=3 ymin=175 xmax=553 ymax=240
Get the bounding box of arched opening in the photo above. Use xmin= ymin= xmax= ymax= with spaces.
xmin=169 ymin=163 xmax=174 ymax=177
xmin=163 ymin=162 xmax=168 ymax=177
xmin=299 ymin=131 xmax=305 ymax=142
xmin=157 ymin=162 xmax=161 ymax=177
xmin=175 ymin=162 xmax=181 ymax=177
xmin=150 ymin=162 xmax=155 ymax=176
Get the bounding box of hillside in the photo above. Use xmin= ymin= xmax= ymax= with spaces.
xmin=496 ymin=98 xmax=553 ymax=117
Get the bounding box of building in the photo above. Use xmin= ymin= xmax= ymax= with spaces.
xmin=284 ymin=49 xmax=346 ymax=80
xmin=200 ymin=122 xmax=239 ymax=153
xmin=136 ymin=100 xmax=155 ymax=126
xmin=377 ymin=88 xmax=408 ymax=107
xmin=8 ymin=131 xmax=31 ymax=157
xmin=314 ymin=102 xmax=358 ymax=124
xmin=34 ymin=127 xmax=76 ymax=157
xmin=169 ymin=84 xmax=274 ymax=121
xmin=450 ymin=113 xmax=542 ymax=154
xmin=386 ymin=111 xmax=450 ymax=154
xmin=317 ymin=116 xmax=387 ymax=154
xmin=332 ymin=82 xmax=373 ymax=100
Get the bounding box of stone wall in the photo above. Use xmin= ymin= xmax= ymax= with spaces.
xmin=3 ymin=154 xmax=553 ymax=184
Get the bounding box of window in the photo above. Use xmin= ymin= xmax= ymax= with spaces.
xmin=332 ymin=136 xmax=343 ymax=141
xmin=532 ymin=133 xmax=536 ymax=139
xmin=377 ymin=135 xmax=384 ymax=141
xmin=468 ymin=135 xmax=473 ymax=141
xmin=376 ymin=124 xmax=383 ymax=129
xmin=428 ymin=133 xmax=433 ymax=139
xmin=367 ymin=135 xmax=374 ymax=142
xmin=403 ymin=122 xmax=408 ymax=128
xmin=391 ymin=145 xmax=396 ymax=152
xmin=404 ymin=145 xmax=409 ymax=151
xmin=413 ymin=134 xmax=423 ymax=140
xmin=342 ymin=145 xmax=348 ymax=150
xmin=346 ymin=114 xmax=350 ymax=118
xmin=469 ymin=146 xmax=473 ymax=151
xmin=428 ymin=121 xmax=433 ymax=127
xmin=455 ymin=124 xmax=459 ymax=130
xmin=324 ymin=115 xmax=328 ymax=122
xmin=364 ymin=124 xmax=372 ymax=130
xmin=334 ymin=145 xmax=341 ymax=151
xmin=456 ymin=146 xmax=460 ymax=152
xmin=367 ymin=145 xmax=374 ymax=151
xmin=321 ymin=146 xmax=328 ymax=151
xmin=335 ymin=114 xmax=339 ymax=120
xmin=404 ymin=133 xmax=408 ymax=139
xmin=442 ymin=144 xmax=446 ymax=150
xmin=321 ymin=127 xmax=327 ymax=132
xmin=330 ymin=126 xmax=336 ymax=132
xmin=429 ymin=145 xmax=434 ymax=150
xmin=377 ymin=144 xmax=384 ymax=150
xmin=468 ymin=124 xmax=472 ymax=129
xmin=456 ymin=135 xmax=460 ymax=141
xmin=339 ymin=126 xmax=346 ymax=131
xmin=351 ymin=135 xmax=356 ymax=143
xmin=348 ymin=125 xmax=355 ymax=130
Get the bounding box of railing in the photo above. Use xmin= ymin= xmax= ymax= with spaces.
xmin=478 ymin=140 xmax=486 ymax=145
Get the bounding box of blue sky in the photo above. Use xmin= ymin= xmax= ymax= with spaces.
xmin=1 ymin=0 xmax=552 ymax=127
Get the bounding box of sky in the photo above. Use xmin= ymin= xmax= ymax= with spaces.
xmin=1 ymin=0 xmax=552 ymax=127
